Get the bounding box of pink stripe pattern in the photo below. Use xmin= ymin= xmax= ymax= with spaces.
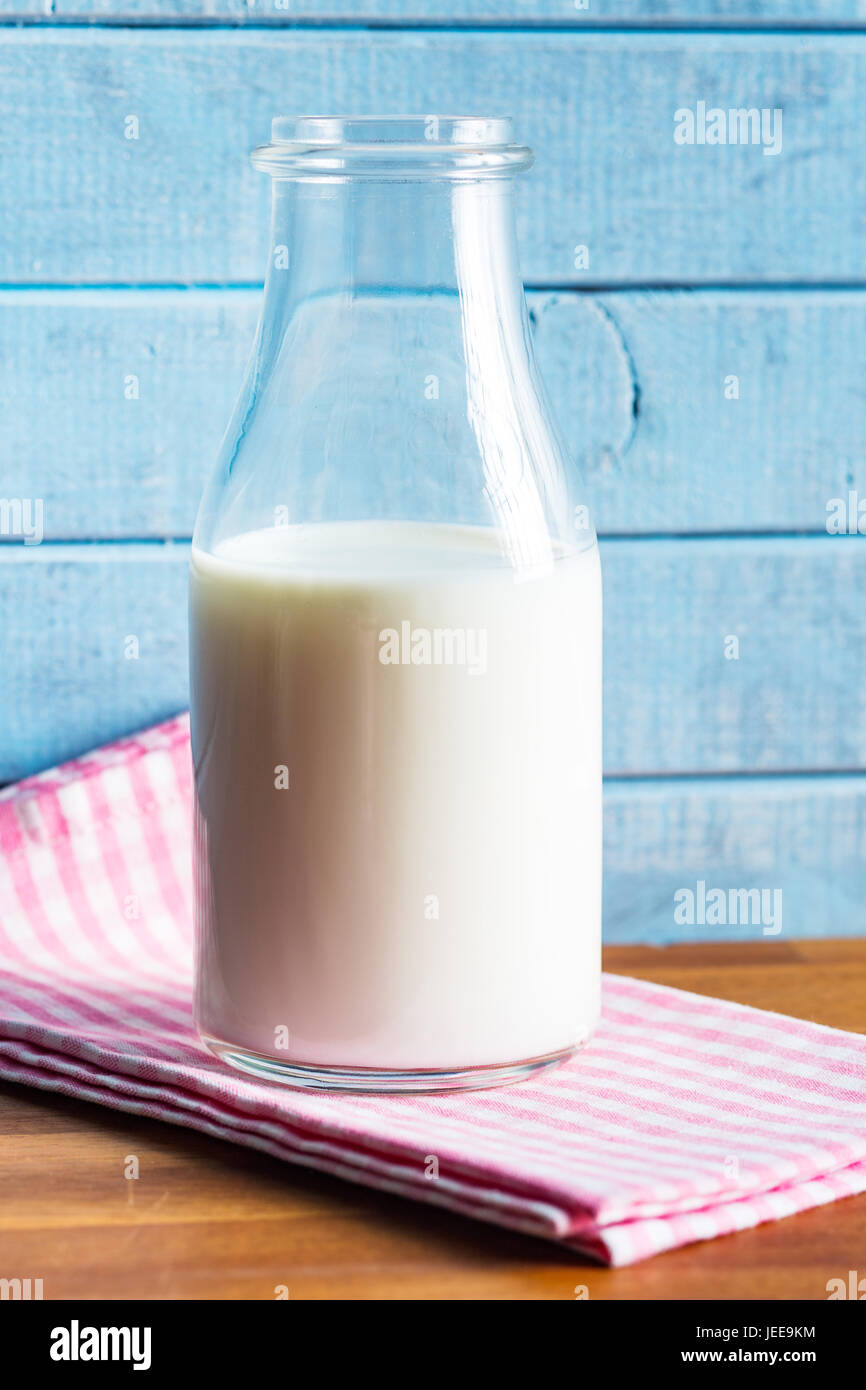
xmin=1 ymin=715 xmax=865 ymax=1265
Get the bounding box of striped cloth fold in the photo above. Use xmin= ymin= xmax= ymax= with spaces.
xmin=1 ymin=716 xmax=865 ymax=1265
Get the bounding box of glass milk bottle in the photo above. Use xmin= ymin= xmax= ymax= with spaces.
xmin=190 ymin=117 xmax=602 ymax=1092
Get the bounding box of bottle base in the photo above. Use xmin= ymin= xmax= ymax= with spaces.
xmin=200 ymin=1034 xmax=584 ymax=1094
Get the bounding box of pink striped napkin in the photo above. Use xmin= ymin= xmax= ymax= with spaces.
xmin=1 ymin=717 xmax=865 ymax=1265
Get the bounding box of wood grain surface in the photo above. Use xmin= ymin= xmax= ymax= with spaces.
xmin=0 ymin=31 xmax=862 ymax=285
xmin=4 ymin=289 xmax=864 ymax=541
xmin=0 ymin=938 xmax=863 ymax=1301
xmin=1 ymin=11 xmax=864 ymax=960
xmin=5 ymin=1 xmax=866 ymax=23
xmin=11 ymin=2 xmax=866 ymax=24
xmin=5 ymin=536 xmax=865 ymax=781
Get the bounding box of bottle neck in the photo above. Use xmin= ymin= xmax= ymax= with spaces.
xmin=220 ymin=173 xmax=575 ymax=569
xmin=261 ymin=176 xmax=527 ymax=323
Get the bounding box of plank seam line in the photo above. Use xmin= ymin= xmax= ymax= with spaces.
xmin=1 ymin=532 xmax=860 ymax=548
xmin=605 ymin=769 xmax=866 ymax=784
xmin=5 ymin=283 xmax=866 ymax=295
xmin=600 ymin=532 xmax=864 ymax=542
xmin=5 ymin=20 xmax=866 ymax=36
xmin=2 ymin=771 xmax=864 ymax=791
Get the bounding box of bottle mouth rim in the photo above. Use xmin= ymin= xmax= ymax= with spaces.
xmin=251 ymin=116 xmax=534 ymax=180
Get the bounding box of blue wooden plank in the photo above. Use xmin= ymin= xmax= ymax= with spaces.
xmin=0 ymin=289 xmax=255 ymax=541
xmin=3 ymin=539 xmax=864 ymax=940
xmin=538 ymin=290 xmax=866 ymax=533
xmin=603 ymin=773 xmax=866 ymax=943
xmin=603 ymin=535 xmax=866 ymax=775
xmin=1 ymin=288 xmax=863 ymax=539
xmin=25 ymin=1 xmax=866 ymax=23
xmin=0 ymin=544 xmax=189 ymax=781
xmin=0 ymin=31 xmax=863 ymax=284
xmin=2 ymin=536 xmax=864 ymax=780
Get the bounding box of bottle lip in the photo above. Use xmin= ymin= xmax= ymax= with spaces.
xmin=251 ymin=116 xmax=534 ymax=180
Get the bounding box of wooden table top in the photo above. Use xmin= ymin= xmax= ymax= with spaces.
xmin=1 ymin=938 xmax=864 ymax=1301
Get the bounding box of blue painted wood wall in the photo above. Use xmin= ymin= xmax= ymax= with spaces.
xmin=0 ymin=5 xmax=864 ymax=944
